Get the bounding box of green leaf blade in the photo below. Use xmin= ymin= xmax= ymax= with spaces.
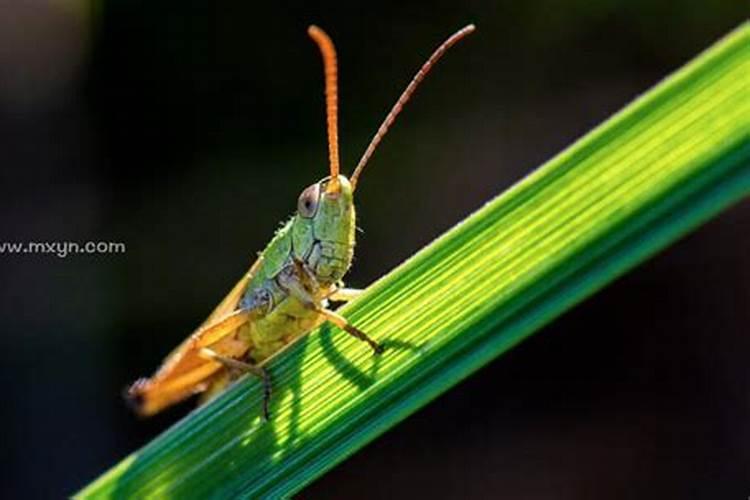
xmin=78 ymin=23 xmax=749 ymax=499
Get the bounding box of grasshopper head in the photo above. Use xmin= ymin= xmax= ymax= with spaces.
xmin=293 ymin=174 xmax=355 ymax=285
xmin=302 ymin=24 xmax=474 ymax=283
xmin=296 ymin=175 xmax=355 ymax=238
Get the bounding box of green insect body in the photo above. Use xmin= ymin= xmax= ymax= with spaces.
xmin=237 ymin=177 xmax=356 ymax=362
xmin=126 ymin=24 xmax=475 ymax=419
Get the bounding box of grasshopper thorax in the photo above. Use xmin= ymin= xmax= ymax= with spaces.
xmin=291 ymin=174 xmax=355 ymax=286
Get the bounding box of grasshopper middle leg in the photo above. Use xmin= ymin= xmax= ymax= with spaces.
xmin=199 ymin=348 xmax=272 ymax=420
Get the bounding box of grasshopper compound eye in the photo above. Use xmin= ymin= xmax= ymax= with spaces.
xmin=297 ymin=183 xmax=321 ymax=218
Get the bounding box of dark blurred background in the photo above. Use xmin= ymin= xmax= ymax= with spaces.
xmin=0 ymin=1 xmax=747 ymax=498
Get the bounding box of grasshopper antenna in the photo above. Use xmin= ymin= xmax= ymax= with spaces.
xmin=308 ymin=25 xmax=341 ymax=194
xmin=350 ymin=24 xmax=476 ymax=191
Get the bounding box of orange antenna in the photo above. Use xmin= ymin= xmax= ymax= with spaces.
xmin=308 ymin=25 xmax=341 ymax=193
xmin=350 ymin=24 xmax=476 ymax=191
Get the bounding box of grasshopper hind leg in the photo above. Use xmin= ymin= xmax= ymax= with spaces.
xmin=199 ymin=348 xmax=272 ymax=420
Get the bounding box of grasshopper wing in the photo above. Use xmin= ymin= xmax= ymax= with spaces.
xmin=127 ymin=257 xmax=264 ymax=416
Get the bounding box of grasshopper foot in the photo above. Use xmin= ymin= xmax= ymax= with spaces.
xmin=259 ymin=367 xmax=272 ymax=421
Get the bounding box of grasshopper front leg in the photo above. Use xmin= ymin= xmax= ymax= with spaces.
xmin=328 ymin=286 xmax=365 ymax=303
xmin=318 ymin=308 xmax=384 ymax=354
xmin=280 ymin=261 xmax=383 ymax=355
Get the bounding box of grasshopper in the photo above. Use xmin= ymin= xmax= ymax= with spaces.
xmin=127 ymin=24 xmax=476 ymax=419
